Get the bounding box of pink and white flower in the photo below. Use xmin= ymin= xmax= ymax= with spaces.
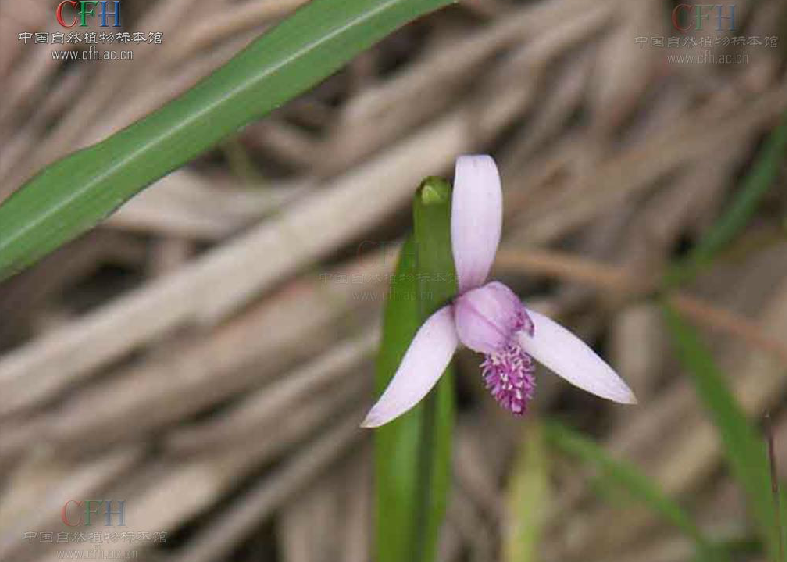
xmin=362 ymin=155 xmax=636 ymax=428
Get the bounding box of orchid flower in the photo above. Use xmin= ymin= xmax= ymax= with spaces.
xmin=362 ymin=155 xmax=636 ymax=428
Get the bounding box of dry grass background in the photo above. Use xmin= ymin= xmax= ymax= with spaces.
xmin=0 ymin=0 xmax=786 ymax=560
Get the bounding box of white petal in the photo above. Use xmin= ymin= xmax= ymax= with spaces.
xmin=451 ymin=155 xmax=502 ymax=293
xmin=362 ymin=305 xmax=459 ymax=428
xmin=517 ymin=308 xmax=637 ymax=404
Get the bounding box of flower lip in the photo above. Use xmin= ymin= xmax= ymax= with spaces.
xmin=453 ymin=281 xmax=532 ymax=354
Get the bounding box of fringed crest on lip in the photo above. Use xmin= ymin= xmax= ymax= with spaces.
xmin=481 ymin=344 xmax=536 ymax=415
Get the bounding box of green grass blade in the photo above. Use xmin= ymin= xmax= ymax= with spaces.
xmin=663 ymin=304 xmax=779 ymax=561
xmin=374 ymin=236 xmax=424 ymax=562
xmin=504 ymin=421 xmax=549 ymax=562
xmin=666 ymin=109 xmax=787 ymax=288
xmin=0 ymin=0 xmax=452 ymax=281
xmin=411 ymin=176 xmax=458 ymax=562
xmin=544 ymin=420 xmax=724 ymax=562
xmin=780 ymin=488 xmax=787 ymax=561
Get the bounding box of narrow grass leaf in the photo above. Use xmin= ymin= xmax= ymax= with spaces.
xmin=666 ymin=109 xmax=787 ymax=287
xmin=504 ymin=420 xmax=549 ymax=562
xmin=0 ymin=0 xmax=452 ymax=281
xmin=412 ymin=176 xmax=458 ymax=562
xmin=374 ymin=236 xmax=424 ymax=562
xmin=663 ymin=304 xmax=779 ymax=561
xmin=544 ymin=420 xmax=724 ymax=562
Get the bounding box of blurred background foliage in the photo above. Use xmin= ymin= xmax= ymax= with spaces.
xmin=0 ymin=0 xmax=786 ymax=561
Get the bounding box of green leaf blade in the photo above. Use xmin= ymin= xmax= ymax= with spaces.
xmin=544 ymin=420 xmax=724 ymax=562
xmin=666 ymin=109 xmax=787 ymax=288
xmin=374 ymin=237 xmax=424 ymax=562
xmin=373 ymin=177 xmax=458 ymax=562
xmin=0 ymin=0 xmax=453 ymax=280
xmin=411 ymin=176 xmax=458 ymax=562
xmin=505 ymin=421 xmax=549 ymax=562
xmin=663 ymin=304 xmax=778 ymax=561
